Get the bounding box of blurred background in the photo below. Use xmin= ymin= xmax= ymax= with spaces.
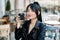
xmin=0 ymin=0 xmax=60 ymax=40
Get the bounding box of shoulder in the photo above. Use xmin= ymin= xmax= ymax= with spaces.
xmin=37 ymin=20 xmax=46 ymax=29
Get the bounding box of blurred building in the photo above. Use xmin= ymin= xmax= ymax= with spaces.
xmin=0 ymin=0 xmax=60 ymax=19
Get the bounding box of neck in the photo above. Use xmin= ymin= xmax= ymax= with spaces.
xmin=31 ymin=18 xmax=37 ymax=24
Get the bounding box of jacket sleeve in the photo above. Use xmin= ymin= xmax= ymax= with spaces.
xmin=15 ymin=27 xmax=23 ymax=39
xmin=15 ymin=21 xmax=28 ymax=39
xmin=38 ymin=24 xmax=46 ymax=40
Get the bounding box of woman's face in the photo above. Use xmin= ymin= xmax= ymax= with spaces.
xmin=26 ymin=7 xmax=37 ymax=20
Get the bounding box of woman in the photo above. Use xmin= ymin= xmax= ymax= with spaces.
xmin=15 ymin=2 xmax=46 ymax=40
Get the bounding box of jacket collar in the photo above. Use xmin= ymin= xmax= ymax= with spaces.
xmin=34 ymin=20 xmax=42 ymax=29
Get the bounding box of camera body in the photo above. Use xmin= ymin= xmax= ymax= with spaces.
xmin=18 ymin=13 xmax=25 ymax=20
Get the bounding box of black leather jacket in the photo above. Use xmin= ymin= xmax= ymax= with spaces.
xmin=15 ymin=20 xmax=46 ymax=40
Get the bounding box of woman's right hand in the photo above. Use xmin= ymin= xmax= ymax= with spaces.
xmin=16 ymin=16 xmax=22 ymax=29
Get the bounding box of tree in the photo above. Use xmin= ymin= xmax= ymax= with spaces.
xmin=6 ymin=0 xmax=11 ymax=11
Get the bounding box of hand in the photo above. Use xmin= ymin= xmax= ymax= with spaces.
xmin=16 ymin=16 xmax=22 ymax=28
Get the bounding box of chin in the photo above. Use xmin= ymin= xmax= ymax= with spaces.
xmin=27 ymin=19 xmax=30 ymax=20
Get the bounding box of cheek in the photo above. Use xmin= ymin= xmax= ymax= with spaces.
xmin=26 ymin=12 xmax=37 ymax=19
xmin=30 ymin=13 xmax=37 ymax=19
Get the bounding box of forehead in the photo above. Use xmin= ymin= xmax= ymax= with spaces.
xmin=28 ymin=6 xmax=34 ymax=12
xmin=28 ymin=6 xmax=32 ymax=10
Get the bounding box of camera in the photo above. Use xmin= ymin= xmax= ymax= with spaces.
xmin=18 ymin=13 xmax=25 ymax=20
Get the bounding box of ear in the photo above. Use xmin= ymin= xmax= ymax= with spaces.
xmin=38 ymin=11 xmax=40 ymax=15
